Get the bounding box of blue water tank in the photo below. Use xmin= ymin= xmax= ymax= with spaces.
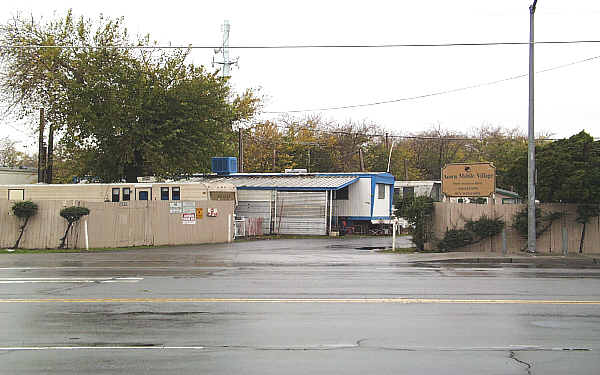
xmin=211 ymin=157 xmax=238 ymax=175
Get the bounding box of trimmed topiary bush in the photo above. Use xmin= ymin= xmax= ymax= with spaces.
xmin=58 ymin=206 xmax=90 ymax=249
xmin=11 ymin=201 xmax=38 ymax=249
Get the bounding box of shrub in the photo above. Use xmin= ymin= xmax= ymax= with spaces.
xmin=438 ymin=215 xmax=504 ymax=251
xmin=438 ymin=229 xmax=474 ymax=251
xmin=399 ymin=196 xmax=434 ymax=250
xmin=58 ymin=206 xmax=90 ymax=249
xmin=11 ymin=201 xmax=38 ymax=249
xmin=512 ymin=207 xmax=562 ymax=239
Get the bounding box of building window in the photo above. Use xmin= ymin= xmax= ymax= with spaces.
xmin=171 ymin=187 xmax=180 ymax=200
xmin=402 ymin=187 xmax=414 ymax=199
xmin=8 ymin=189 xmax=25 ymax=201
xmin=336 ymin=186 xmax=349 ymax=200
xmin=112 ymin=188 xmax=120 ymax=202
xmin=161 ymin=187 xmax=169 ymax=200
xmin=138 ymin=190 xmax=149 ymax=201
xmin=377 ymin=184 xmax=386 ymax=199
xmin=123 ymin=188 xmax=131 ymax=201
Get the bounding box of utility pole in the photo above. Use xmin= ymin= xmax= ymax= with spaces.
xmin=46 ymin=123 xmax=54 ymax=184
xmin=238 ymin=128 xmax=244 ymax=173
xmin=213 ymin=20 xmax=239 ymax=78
xmin=527 ymin=0 xmax=538 ymax=253
xmin=38 ymin=108 xmax=46 ymax=183
xmin=359 ymin=148 xmax=365 ymax=172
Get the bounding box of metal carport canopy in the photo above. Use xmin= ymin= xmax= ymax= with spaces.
xmin=213 ymin=175 xmax=360 ymax=191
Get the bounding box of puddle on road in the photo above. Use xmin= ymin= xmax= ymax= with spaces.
xmin=326 ymin=245 xmax=387 ymax=251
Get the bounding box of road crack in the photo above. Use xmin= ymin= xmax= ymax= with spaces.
xmin=510 ymin=351 xmax=532 ymax=375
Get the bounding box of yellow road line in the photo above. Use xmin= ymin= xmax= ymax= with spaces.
xmin=0 ymin=298 xmax=599 ymax=305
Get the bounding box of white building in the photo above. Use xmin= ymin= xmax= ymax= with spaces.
xmin=0 ymin=167 xmax=37 ymax=185
xmin=193 ymin=172 xmax=395 ymax=235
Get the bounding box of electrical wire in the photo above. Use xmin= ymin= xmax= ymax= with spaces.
xmin=2 ymin=40 xmax=600 ymax=50
xmin=263 ymin=54 xmax=600 ymax=114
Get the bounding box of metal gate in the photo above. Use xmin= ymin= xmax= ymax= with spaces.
xmin=275 ymin=191 xmax=327 ymax=235
xmin=236 ymin=190 xmax=272 ymax=234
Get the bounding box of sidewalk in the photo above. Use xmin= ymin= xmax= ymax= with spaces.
xmin=409 ymin=251 xmax=600 ymax=268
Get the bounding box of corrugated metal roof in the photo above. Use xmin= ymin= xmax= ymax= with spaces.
xmin=189 ymin=175 xmax=359 ymax=190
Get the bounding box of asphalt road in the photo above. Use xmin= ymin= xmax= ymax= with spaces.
xmin=1 ymin=237 xmax=600 ymax=374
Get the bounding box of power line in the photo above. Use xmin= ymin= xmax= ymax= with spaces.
xmin=263 ymin=54 xmax=600 ymax=114
xmin=2 ymin=39 xmax=600 ymax=50
xmin=251 ymin=121 xmax=560 ymax=141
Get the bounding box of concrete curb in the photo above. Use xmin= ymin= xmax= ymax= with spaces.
xmin=412 ymin=254 xmax=600 ymax=268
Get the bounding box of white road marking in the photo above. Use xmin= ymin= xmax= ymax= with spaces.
xmin=0 ymin=297 xmax=599 ymax=304
xmin=0 ymin=277 xmax=143 ymax=284
xmin=0 ymin=346 xmax=204 ymax=351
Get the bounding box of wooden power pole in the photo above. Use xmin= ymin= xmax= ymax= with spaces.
xmin=38 ymin=108 xmax=46 ymax=183
xmin=46 ymin=123 xmax=54 ymax=184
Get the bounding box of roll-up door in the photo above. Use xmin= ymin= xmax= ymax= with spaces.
xmin=275 ymin=191 xmax=327 ymax=235
xmin=236 ymin=190 xmax=272 ymax=234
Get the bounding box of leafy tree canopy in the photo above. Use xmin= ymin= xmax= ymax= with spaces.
xmin=0 ymin=11 xmax=259 ymax=182
xmin=506 ymin=131 xmax=600 ymax=203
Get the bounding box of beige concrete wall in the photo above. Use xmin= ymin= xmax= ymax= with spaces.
xmin=430 ymin=202 xmax=600 ymax=254
xmin=0 ymin=200 xmax=235 ymax=249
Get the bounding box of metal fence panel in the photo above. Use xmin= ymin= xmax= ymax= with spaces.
xmin=236 ymin=200 xmax=272 ymax=234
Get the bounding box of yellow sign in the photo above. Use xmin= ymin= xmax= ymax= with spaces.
xmin=196 ymin=208 xmax=203 ymax=219
xmin=442 ymin=163 xmax=496 ymax=197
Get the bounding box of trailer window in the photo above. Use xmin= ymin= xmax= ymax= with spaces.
xmin=138 ymin=191 xmax=149 ymax=200
xmin=112 ymin=188 xmax=120 ymax=202
xmin=377 ymin=184 xmax=386 ymax=199
xmin=171 ymin=187 xmax=180 ymax=200
xmin=336 ymin=186 xmax=349 ymax=200
xmin=161 ymin=187 xmax=169 ymax=200
xmin=123 ymin=188 xmax=131 ymax=201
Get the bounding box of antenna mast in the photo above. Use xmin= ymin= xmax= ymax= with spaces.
xmin=213 ymin=20 xmax=238 ymax=77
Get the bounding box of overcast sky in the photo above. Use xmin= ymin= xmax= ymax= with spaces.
xmin=2 ymin=0 xmax=599 ymax=153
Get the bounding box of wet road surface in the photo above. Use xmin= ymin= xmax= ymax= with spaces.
xmin=1 ymin=237 xmax=599 ymax=374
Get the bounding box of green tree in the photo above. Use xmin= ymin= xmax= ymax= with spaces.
xmin=506 ymin=131 xmax=600 ymax=252
xmin=399 ymin=196 xmax=434 ymax=250
xmin=407 ymin=127 xmax=468 ymax=180
xmin=0 ymin=11 xmax=259 ymax=182
xmin=464 ymin=125 xmax=528 ymax=190
xmin=0 ymin=137 xmax=35 ymax=167
xmin=11 ymin=201 xmax=38 ymax=249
